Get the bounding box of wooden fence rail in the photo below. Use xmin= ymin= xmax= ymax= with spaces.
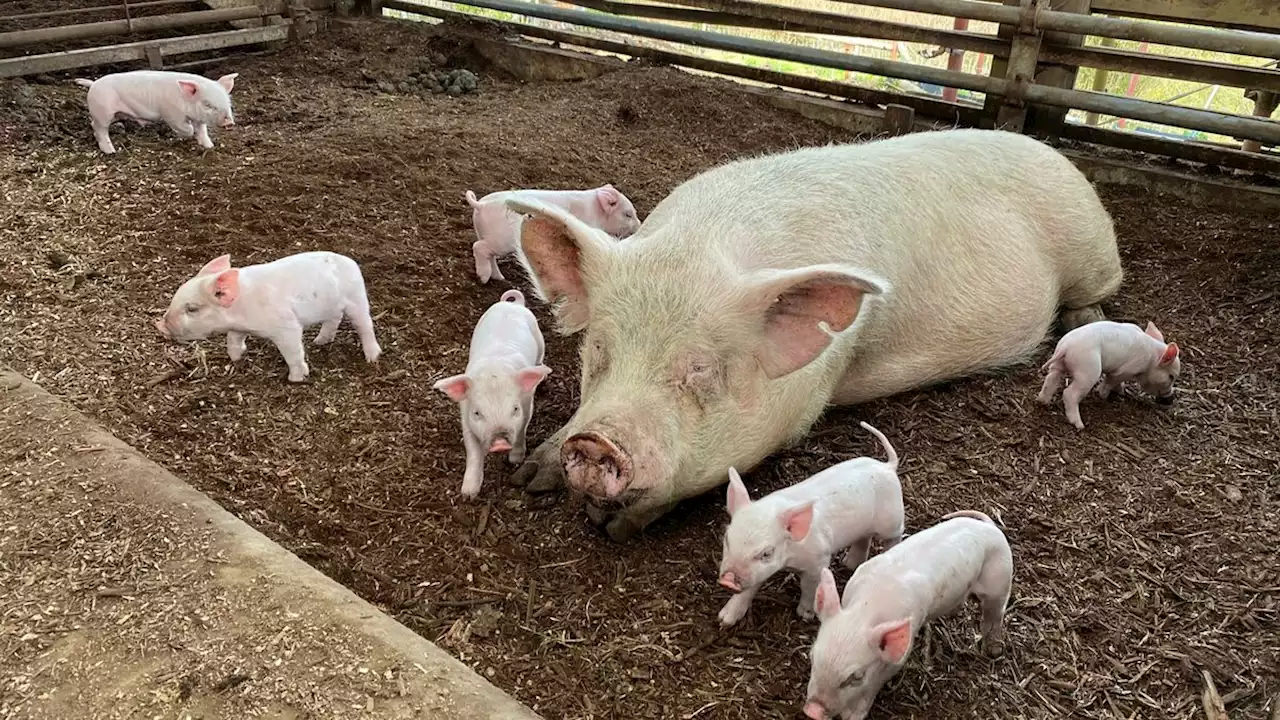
xmin=383 ymin=0 xmax=1280 ymax=144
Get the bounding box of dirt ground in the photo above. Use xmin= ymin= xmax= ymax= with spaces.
xmin=2 ymin=16 xmax=1279 ymax=720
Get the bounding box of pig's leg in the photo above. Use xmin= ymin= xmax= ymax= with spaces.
xmin=226 ymin=332 xmax=248 ymax=362
xmin=489 ymin=257 xmax=505 ymax=283
xmin=161 ymin=112 xmax=196 ymax=138
xmin=193 ymin=122 xmax=214 ymax=150
xmin=1037 ymin=365 xmax=1065 ymax=405
xmin=842 ymin=537 xmax=872 ymax=571
xmin=460 ymin=423 xmax=485 ymax=498
xmin=512 ymin=424 xmax=570 ymax=493
xmin=717 ymin=584 xmax=759 ymax=627
xmin=796 ymin=556 xmax=831 ymax=620
xmin=313 ymin=317 xmax=342 ymax=346
xmin=1061 ymin=357 xmax=1101 ymax=430
xmin=89 ymin=106 xmax=118 ymax=154
xmin=473 ymin=241 xmax=495 ymax=284
xmin=344 ymin=297 xmax=382 ymax=363
xmin=510 ymin=396 xmax=534 ymax=465
xmin=606 ymin=499 xmax=678 ymax=543
xmin=1095 ymin=376 xmax=1121 ymax=400
xmin=974 ymin=554 xmax=1013 ymax=656
xmin=268 ymin=326 xmax=310 ymax=382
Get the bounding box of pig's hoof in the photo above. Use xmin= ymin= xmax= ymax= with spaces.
xmin=796 ymin=605 xmax=816 ymax=621
xmin=523 ymin=464 xmax=566 ymax=494
xmin=718 ymin=604 xmax=745 ymax=627
xmin=1060 ymin=305 xmax=1106 ymax=331
xmin=981 ymin=635 xmax=1006 ymax=657
xmin=364 ymin=347 xmax=382 ymax=363
xmin=604 ymin=514 xmax=642 ymax=543
xmin=507 ymin=450 xmax=525 ymax=465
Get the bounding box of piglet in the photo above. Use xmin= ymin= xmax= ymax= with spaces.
xmin=433 ymin=289 xmax=552 ymax=498
xmin=716 ymin=422 xmax=904 ymax=627
xmin=803 ymin=510 xmax=1013 ymax=720
xmin=155 ymin=251 xmax=381 ymax=382
xmin=1037 ymin=320 xmax=1181 ymax=429
xmin=463 ymin=186 xmax=641 ymax=283
xmin=74 ymin=70 xmax=238 ymax=154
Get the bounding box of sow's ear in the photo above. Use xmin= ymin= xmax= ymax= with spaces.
xmin=506 ymin=197 xmax=616 ymax=335
xmin=739 ymin=264 xmax=888 ymax=379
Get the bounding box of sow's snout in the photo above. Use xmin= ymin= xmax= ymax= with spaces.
xmin=561 ymin=430 xmax=634 ymax=503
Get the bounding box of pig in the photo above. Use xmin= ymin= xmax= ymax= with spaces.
xmin=155 ymin=251 xmax=381 ymax=382
xmin=433 ymin=289 xmax=552 ymax=498
xmin=802 ymin=510 xmax=1013 ymax=720
xmin=716 ymin=421 xmax=904 ymax=627
xmin=463 ymin=186 xmax=641 ymax=284
xmin=74 ymin=70 xmax=239 ymax=154
xmin=502 ymin=128 xmax=1124 ymax=543
xmin=1037 ymin=319 xmax=1181 ymax=429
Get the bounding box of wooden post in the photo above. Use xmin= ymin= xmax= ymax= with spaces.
xmin=1024 ymin=0 xmax=1090 ymax=139
xmin=993 ymin=0 xmax=1044 ymax=133
xmin=1241 ymin=88 xmax=1279 ymax=153
xmin=144 ymin=44 xmax=163 ymax=69
xmin=883 ymin=103 xmax=915 ymax=135
xmin=1082 ymin=36 xmax=1114 ymax=126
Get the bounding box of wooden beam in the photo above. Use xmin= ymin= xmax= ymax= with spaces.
xmin=1028 ymin=0 xmax=1090 ymax=138
xmin=383 ymin=1 xmax=985 ymax=126
xmin=1089 ymin=0 xmax=1280 ymax=33
xmin=0 ymin=25 xmax=290 ymax=78
xmin=1059 ymin=123 xmax=1280 ymax=175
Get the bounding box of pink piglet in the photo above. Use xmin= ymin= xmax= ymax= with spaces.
xmin=1037 ymin=319 xmax=1182 ymax=429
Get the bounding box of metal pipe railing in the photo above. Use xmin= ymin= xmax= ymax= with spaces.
xmin=385 ymin=0 xmax=1280 ymax=145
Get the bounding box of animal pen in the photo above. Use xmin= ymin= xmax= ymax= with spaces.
xmin=2 ymin=1 xmax=1279 ymax=720
xmin=2 ymin=0 xmax=1278 ymax=172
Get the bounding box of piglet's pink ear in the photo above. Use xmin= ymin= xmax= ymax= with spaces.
xmin=177 ymin=79 xmax=200 ymax=97
xmin=814 ymin=567 xmax=841 ymax=623
xmin=211 ymin=269 xmax=240 ymax=307
xmin=432 ymin=374 xmax=471 ymax=403
xmin=1159 ymin=342 xmax=1179 ymax=366
xmin=1144 ymin=321 xmax=1164 ymax=342
xmin=781 ymin=501 xmax=815 ymax=542
xmin=596 ymin=185 xmax=621 ymax=211
xmin=198 ymin=254 xmax=232 ymax=276
xmin=515 ymin=365 xmax=552 ymax=394
xmin=871 ymin=619 xmax=913 ymax=664
xmin=725 ymin=467 xmax=751 ymax=517
xmin=217 ymin=73 xmax=238 ymax=93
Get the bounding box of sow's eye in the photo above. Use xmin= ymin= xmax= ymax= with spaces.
xmin=679 ymin=354 xmax=723 ymax=401
xmin=755 ymin=548 xmax=773 ymax=562
xmin=184 ymin=303 xmax=200 ymax=314
xmin=840 ymin=669 xmax=865 ymax=688
xmin=582 ymin=335 xmax=610 ymax=384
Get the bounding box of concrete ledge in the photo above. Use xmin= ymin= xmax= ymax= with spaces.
xmin=0 ymin=369 xmax=541 ymax=720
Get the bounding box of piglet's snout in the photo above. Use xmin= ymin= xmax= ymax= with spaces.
xmin=803 ymin=701 xmax=828 ymax=720
xmin=488 ymin=437 xmax=512 ymax=453
xmin=561 ymin=431 xmax=633 ymax=500
xmin=154 ymin=316 xmax=171 ymax=338
xmin=718 ymin=572 xmax=742 ymax=592
xmin=219 ymin=114 xmax=235 ymax=128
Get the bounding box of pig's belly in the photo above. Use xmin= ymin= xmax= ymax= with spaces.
xmin=114 ymin=97 xmax=164 ymax=122
xmin=290 ymin=285 xmax=345 ymax=327
xmin=830 ymin=265 xmax=1059 ymax=405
